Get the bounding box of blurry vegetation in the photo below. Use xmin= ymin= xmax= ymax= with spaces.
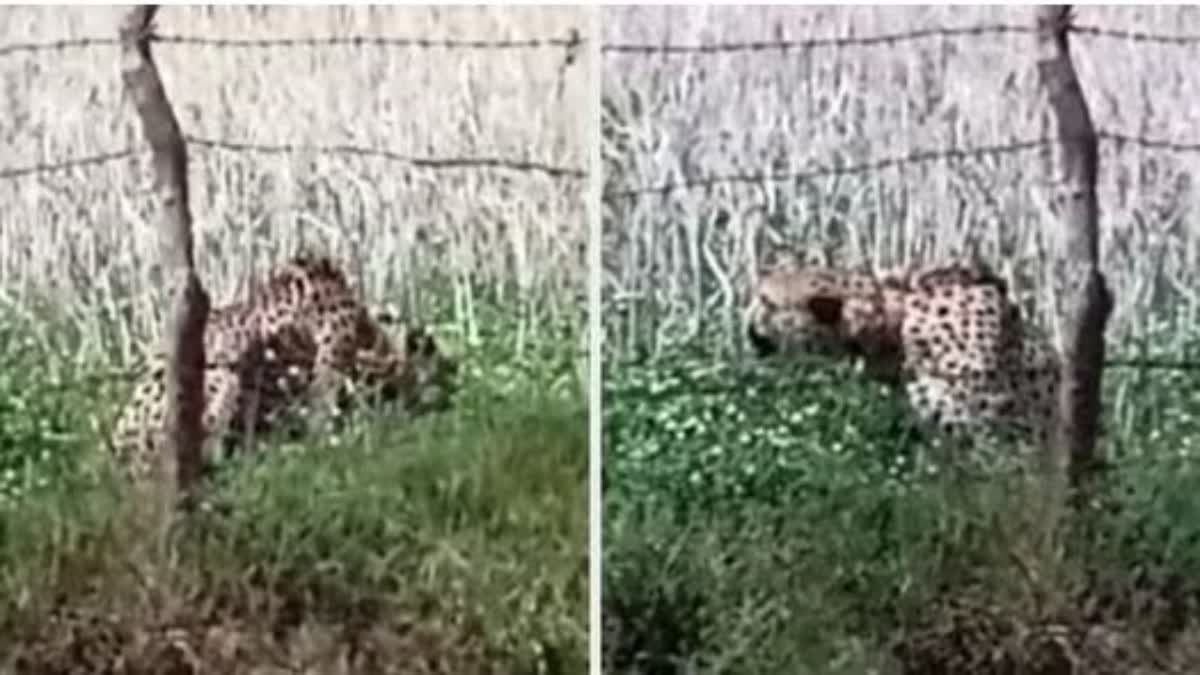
xmin=0 ymin=305 xmax=587 ymax=674
xmin=602 ymin=6 xmax=1200 ymax=672
xmin=603 ymin=340 xmax=1200 ymax=673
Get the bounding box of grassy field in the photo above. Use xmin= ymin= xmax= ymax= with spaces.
xmin=602 ymin=6 xmax=1200 ymax=673
xmin=0 ymin=308 xmax=587 ymax=673
xmin=603 ymin=346 xmax=1200 ymax=673
xmin=0 ymin=6 xmax=588 ymax=673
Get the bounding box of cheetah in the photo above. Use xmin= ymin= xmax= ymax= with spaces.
xmin=110 ymin=253 xmax=458 ymax=480
xmin=744 ymin=250 xmax=1060 ymax=445
xmin=110 ymin=323 xmax=319 ymax=479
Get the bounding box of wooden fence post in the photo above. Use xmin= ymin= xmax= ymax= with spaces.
xmin=1033 ymin=6 xmax=1113 ymax=496
xmin=118 ymin=6 xmax=210 ymax=502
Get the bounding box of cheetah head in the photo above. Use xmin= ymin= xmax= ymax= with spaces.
xmin=745 ymin=251 xmax=902 ymax=371
xmin=347 ymin=312 xmax=458 ymax=415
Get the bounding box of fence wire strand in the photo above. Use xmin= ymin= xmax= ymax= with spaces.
xmin=1098 ymin=131 xmax=1200 ymax=154
xmin=0 ymin=137 xmax=585 ymax=182
xmin=603 ymin=139 xmax=1052 ymax=201
xmin=0 ymin=31 xmax=585 ymax=59
xmin=603 ymin=24 xmax=1034 ymax=54
xmin=601 ymin=22 xmax=1200 ymax=55
xmin=151 ymin=32 xmax=584 ymax=51
xmin=185 ymin=137 xmax=587 ymax=179
xmin=1071 ymin=23 xmax=1200 ymax=45
xmin=0 ymin=150 xmax=137 ymax=181
xmin=5 ymin=21 xmax=1196 ymax=61
xmin=603 ymin=132 xmax=1200 ymax=201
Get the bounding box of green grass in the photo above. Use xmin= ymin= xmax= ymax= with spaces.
xmin=599 ymin=6 xmax=1200 ymax=672
xmin=0 ymin=307 xmax=586 ymax=674
xmin=603 ymin=343 xmax=1200 ymax=674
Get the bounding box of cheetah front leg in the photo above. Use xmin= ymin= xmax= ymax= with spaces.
xmin=109 ymin=363 xmax=243 ymax=482
xmin=206 ymin=365 xmax=255 ymax=466
xmin=303 ymin=313 xmax=361 ymax=435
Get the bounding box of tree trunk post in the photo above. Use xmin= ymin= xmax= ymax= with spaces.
xmin=118 ymin=6 xmax=210 ymax=504
xmin=1033 ymin=6 xmax=1113 ymax=499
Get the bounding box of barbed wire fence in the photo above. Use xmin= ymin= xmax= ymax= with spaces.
xmin=0 ymin=136 xmax=588 ymax=183
xmin=600 ymin=17 xmax=1200 ymax=375
xmin=600 ymin=22 xmax=1200 ymax=54
xmin=600 ymin=21 xmax=1200 ymax=198
xmin=0 ymin=22 xmax=591 ymax=398
xmin=0 ymin=31 xmax=589 ymax=181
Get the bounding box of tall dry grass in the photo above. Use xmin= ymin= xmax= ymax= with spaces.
xmin=602 ymin=5 xmax=1200 ymax=359
xmin=0 ymin=5 xmax=589 ymax=363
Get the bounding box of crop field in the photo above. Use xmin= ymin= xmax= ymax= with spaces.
xmin=0 ymin=6 xmax=587 ymax=672
xmin=602 ymin=6 xmax=1200 ymax=673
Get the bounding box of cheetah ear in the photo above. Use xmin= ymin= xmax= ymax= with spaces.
xmin=807 ymin=295 xmax=844 ymax=326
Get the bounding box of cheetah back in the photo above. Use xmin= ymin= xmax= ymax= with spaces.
xmin=746 ymin=253 xmax=1060 ymax=443
xmin=898 ymin=269 xmax=1058 ymax=442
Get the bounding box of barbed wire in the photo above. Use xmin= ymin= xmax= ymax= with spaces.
xmin=185 ymin=136 xmax=586 ymax=179
xmin=0 ymin=31 xmax=585 ymax=59
xmin=0 ymin=27 xmax=585 ymax=183
xmin=602 ymin=24 xmax=1032 ymax=55
xmin=602 ymin=131 xmax=1200 ymax=201
xmin=4 ymin=134 xmax=1187 ymax=188
xmin=4 ymin=137 xmax=1191 ymax=189
xmin=153 ymin=31 xmax=585 ymax=52
xmin=602 ymin=139 xmax=1052 ymax=201
xmin=601 ymin=22 xmax=1200 ymax=55
xmin=5 ymin=21 xmax=1195 ymax=62
xmin=0 ymin=37 xmax=111 ymax=58
xmin=1098 ymin=131 xmax=1200 ymax=154
xmin=0 ymin=136 xmax=585 ymax=182
xmin=1070 ymin=24 xmax=1200 ymax=45
xmin=0 ymin=149 xmax=137 ymax=181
